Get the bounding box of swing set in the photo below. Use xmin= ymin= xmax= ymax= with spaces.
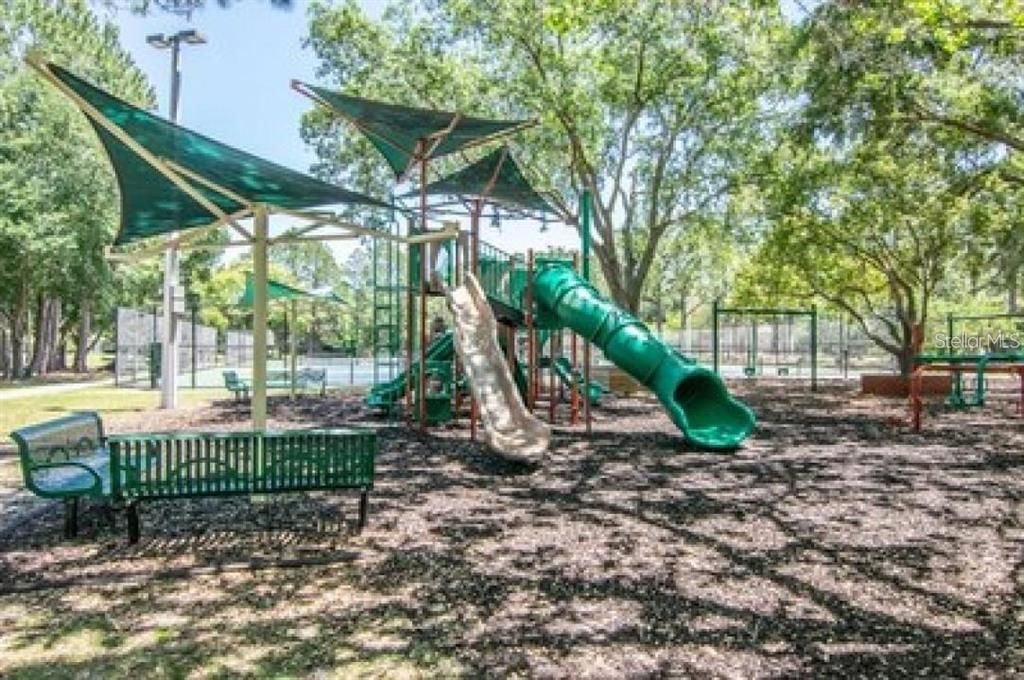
xmin=711 ymin=301 xmax=819 ymax=391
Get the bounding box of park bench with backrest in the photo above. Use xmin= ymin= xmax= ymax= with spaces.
xmin=223 ymin=368 xmax=327 ymax=399
xmin=11 ymin=412 xmax=376 ymax=543
xmin=223 ymin=370 xmax=250 ymax=399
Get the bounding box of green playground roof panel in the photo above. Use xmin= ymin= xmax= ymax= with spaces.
xmin=47 ymin=64 xmax=389 ymax=246
xmin=238 ymin=272 xmax=344 ymax=307
xmin=296 ymin=84 xmax=535 ymax=177
xmin=408 ymin=146 xmax=556 ymax=215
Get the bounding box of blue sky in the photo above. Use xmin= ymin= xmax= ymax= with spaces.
xmin=109 ymin=0 xmax=580 ymax=258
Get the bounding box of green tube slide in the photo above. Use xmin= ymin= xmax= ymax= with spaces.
xmin=365 ymin=331 xmax=454 ymax=409
xmin=532 ymin=264 xmax=756 ymax=449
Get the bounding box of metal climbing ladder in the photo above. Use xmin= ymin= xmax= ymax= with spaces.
xmin=371 ymin=211 xmax=402 ymax=395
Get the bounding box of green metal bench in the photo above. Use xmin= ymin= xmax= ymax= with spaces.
xmin=223 ymin=370 xmax=250 ymax=400
xmin=10 ymin=412 xmax=117 ymax=538
xmin=11 ymin=413 xmax=377 ymax=543
xmin=224 ymin=368 xmax=327 ymax=398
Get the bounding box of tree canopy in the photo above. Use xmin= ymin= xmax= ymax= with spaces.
xmin=3 ymin=0 xmax=1024 ymax=379
xmin=302 ymin=0 xmax=786 ymax=313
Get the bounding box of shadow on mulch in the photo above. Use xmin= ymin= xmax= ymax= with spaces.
xmin=0 ymin=383 xmax=1021 ymax=677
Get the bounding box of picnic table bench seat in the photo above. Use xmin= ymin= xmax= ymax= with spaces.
xmin=11 ymin=412 xmax=376 ymax=543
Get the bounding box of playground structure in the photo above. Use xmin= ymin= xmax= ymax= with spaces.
xmin=285 ymin=87 xmax=755 ymax=451
xmin=30 ymin=55 xmax=757 ymax=455
xmin=909 ymin=312 xmax=1024 ymax=430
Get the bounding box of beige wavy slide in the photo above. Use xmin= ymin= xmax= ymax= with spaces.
xmin=446 ymin=273 xmax=551 ymax=461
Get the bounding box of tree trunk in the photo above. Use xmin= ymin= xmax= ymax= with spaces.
xmin=48 ymin=300 xmax=66 ymax=372
xmin=75 ymin=295 xmax=91 ymax=372
xmin=29 ymin=296 xmax=59 ymax=377
xmin=28 ymin=295 xmax=49 ymax=377
xmin=11 ymin=287 xmax=28 ymax=379
xmin=0 ymin=326 xmax=8 ymax=379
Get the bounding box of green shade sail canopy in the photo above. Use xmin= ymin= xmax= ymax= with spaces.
xmin=293 ymin=82 xmax=535 ymax=178
xmin=405 ymin=146 xmax=556 ymax=215
xmin=42 ymin=62 xmax=390 ymax=246
xmin=237 ymin=272 xmax=344 ymax=307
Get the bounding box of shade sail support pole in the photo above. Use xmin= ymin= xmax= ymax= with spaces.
xmin=159 ymin=243 xmax=179 ymax=409
xmin=252 ymin=206 xmax=270 ymax=430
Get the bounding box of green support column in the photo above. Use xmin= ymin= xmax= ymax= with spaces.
xmin=289 ymin=298 xmax=298 ymax=400
xmin=252 ymin=206 xmax=269 ymax=429
xmin=751 ymin=318 xmax=759 ymax=375
xmin=946 ymin=311 xmax=964 ymax=403
xmin=810 ymin=304 xmax=818 ymax=392
xmin=712 ymin=299 xmax=720 ymax=374
xmin=946 ymin=312 xmax=953 ymax=355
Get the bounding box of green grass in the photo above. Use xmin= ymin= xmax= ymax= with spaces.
xmin=0 ymin=373 xmax=109 ymax=391
xmin=0 ymin=387 xmax=223 ymax=435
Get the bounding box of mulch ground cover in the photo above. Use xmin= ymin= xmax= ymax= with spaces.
xmin=0 ymin=381 xmax=1021 ymax=678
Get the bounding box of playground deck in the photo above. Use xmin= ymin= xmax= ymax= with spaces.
xmin=0 ymin=383 xmax=1021 ymax=677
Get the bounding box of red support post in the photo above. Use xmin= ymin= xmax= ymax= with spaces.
xmin=910 ymin=366 xmax=923 ymax=432
xmin=419 ymin=156 xmax=428 ymax=431
xmin=549 ymin=329 xmax=557 ymax=424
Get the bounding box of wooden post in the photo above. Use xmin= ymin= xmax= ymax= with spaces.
xmin=252 ymin=206 xmax=269 ymax=430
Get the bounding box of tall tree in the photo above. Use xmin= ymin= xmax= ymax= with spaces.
xmin=795 ymin=0 xmax=1024 ymax=309
xmin=0 ymin=0 xmax=153 ymax=377
xmin=735 ymin=137 xmax=989 ymax=375
xmin=302 ymin=0 xmax=784 ymax=312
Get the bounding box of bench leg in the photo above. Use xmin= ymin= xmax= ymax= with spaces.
xmin=64 ymin=498 xmax=79 ymax=538
xmin=358 ymin=490 xmax=369 ymax=531
xmin=126 ymin=502 xmax=141 ymax=544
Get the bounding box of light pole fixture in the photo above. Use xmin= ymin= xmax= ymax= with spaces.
xmin=148 ymin=28 xmax=206 ymax=410
xmin=146 ymin=29 xmax=206 ymax=123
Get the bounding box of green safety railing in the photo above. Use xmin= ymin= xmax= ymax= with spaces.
xmin=478 ymin=240 xmax=521 ymax=309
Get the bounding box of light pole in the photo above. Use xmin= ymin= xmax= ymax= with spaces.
xmin=148 ymin=29 xmax=206 ymax=409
